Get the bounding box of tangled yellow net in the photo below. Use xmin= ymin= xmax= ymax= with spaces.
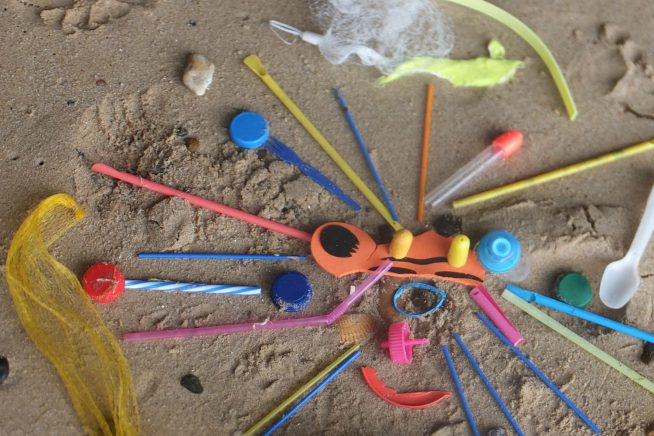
xmin=5 ymin=193 xmax=139 ymax=435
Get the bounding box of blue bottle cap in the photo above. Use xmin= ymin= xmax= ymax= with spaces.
xmin=476 ymin=230 xmax=521 ymax=273
xmin=229 ymin=111 xmax=269 ymax=149
xmin=271 ymin=271 xmax=312 ymax=313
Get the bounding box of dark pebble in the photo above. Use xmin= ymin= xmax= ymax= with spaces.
xmin=487 ymin=428 xmax=507 ymax=436
xmin=174 ymin=127 xmax=189 ymax=138
xmin=642 ymin=342 xmax=654 ymax=365
xmin=0 ymin=356 xmax=8 ymax=385
xmin=180 ymin=374 xmax=203 ymax=394
xmin=433 ymin=214 xmax=462 ymax=237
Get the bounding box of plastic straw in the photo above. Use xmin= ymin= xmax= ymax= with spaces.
xmin=91 ymin=163 xmax=312 ymax=242
xmin=441 ymin=343 xmax=479 ymax=436
xmin=334 ymin=88 xmax=399 ymax=222
xmin=262 ymin=350 xmax=361 ymax=436
xmin=243 ymin=55 xmax=402 ymax=231
xmin=453 ymin=139 xmax=654 ymax=209
xmin=244 ymin=344 xmax=360 ymax=435
xmin=138 ymin=253 xmax=308 ymax=261
xmin=417 ymin=83 xmax=434 ymax=223
xmin=124 ymin=280 xmax=261 ymax=295
xmin=502 ymin=290 xmax=654 ymax=395
xmin=506 ymin=284 xmax=654 ymax=344
xmin=452 ymin=334 xmax=524 ymax=436
xmin=476 ymin=312 xmax=601 ymax=434
xmin=123 ymin=260 xmax=392 ymax=342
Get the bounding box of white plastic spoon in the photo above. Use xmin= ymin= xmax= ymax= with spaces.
xmin=600 ymin=184 xmax=654 ymax=308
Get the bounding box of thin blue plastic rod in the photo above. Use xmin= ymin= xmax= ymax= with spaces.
xmin=138 ymin=253 xmax=308 ymax=261
xmin=476 ymin=312 xmax=601 ymax=434
xmin=334 ymin=88 xmax=399 ymax=221
xmin=453 ymin=333 xmax=524 ymax=436
xmin=262 ymin=350 xmax=362 ymax=436
xmin=265 ymin=136 xmax=361 ymax=211
xmin=441 ymin=343 xmax=480 ymax=436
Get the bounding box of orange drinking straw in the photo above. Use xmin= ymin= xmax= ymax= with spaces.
xmin=417 ymin=84 xmax=435 ymax=223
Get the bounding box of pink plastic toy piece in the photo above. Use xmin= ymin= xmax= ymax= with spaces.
xmin=380 ymin=322 xmax=428 ymax=364
xmin=469 ymin=285 xmax=523 ymax=346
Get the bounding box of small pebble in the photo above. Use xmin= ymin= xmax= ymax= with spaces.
xmin=185 ymin=137 xmax=200 ymax=153
xmin=180 ymin=374 xmax=203 ymax=394
xmin=182 ymin=53 xmax=214 ymax=96
xmin=0 ymin=356 xmax=9 ymax=385
xmin=175 ymin=127 xmax=189 ymax=138
xmin=434 ymin=214 xmax=462 ymax=237
xmin=642 ymin=341 xmax=654 ymax=365
xmin=487 ymin=428 xmax=507 ymax=436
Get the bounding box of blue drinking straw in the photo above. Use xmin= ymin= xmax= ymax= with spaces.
xmin=334 ymin=88 xmax=399 ymax=221
xmin=262 ymin=350 xmax=361 ymax=436
xmin=441 ymin=343 xmax=479 ymax=436
xmin=138 ymin=253 xmax=308 ymax=261
xmin=452 ymin=333 xmax=524 ymax=436
xmin=507 ymin=284 xmax=654 ymax=344
xmin=476 ymin=312 xmax=601 ymax=434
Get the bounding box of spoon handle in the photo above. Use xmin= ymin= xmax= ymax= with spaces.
xmin=627 ymin=184 xmax=654 ymax=261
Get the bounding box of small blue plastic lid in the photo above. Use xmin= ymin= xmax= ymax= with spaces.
xmin=271 ymin=271 xmax=312 ymax=313
xmin=476 ymin=230 xmax=521 ymax=273
xmin=229 ymin=111 xmax=269 ymax=149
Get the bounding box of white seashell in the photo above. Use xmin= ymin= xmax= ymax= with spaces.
xmin=182 ymin=54 xmax=215 ymax=96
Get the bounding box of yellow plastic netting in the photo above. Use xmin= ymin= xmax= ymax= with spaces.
xmin=5 ymin=193 xmax=139 ymax=435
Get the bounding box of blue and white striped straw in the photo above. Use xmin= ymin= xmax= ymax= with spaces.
xmin=124 ymin=280 xmax=261 ymax=295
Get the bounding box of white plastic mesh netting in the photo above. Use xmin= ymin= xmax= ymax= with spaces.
xmin=309 ymin=0 xmax=454 ymax=73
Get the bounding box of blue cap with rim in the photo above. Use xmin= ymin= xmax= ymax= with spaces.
xmin=271 ymin=271 xmax=312 ymax=313
xmin=476 ymin=230 xmax=521 ymax=273
xmin=229 ymin=111 xmax=270 ymax=149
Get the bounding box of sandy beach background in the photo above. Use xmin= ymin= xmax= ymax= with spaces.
xmin=1 ymin=0 xmax=654 ymax=434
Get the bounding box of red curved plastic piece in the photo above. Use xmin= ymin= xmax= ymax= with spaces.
xmin=361 ymin=367 xmax=451 ymax=409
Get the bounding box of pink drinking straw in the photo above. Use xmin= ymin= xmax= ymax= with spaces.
xmin=469 ymin=285 xmax=523 ymax=346
xmin=91 ymin=163 xmax=312 ymax=242
xmin=123 ymin=260 xmax=392 ymax=342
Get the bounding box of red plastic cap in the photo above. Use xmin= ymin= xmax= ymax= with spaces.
xmin=492 ymin=130 xmax=523 ymax=158
xmin=82 ymin=262 xmax=125 ymax=303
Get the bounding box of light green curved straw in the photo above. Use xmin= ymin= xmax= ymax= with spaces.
xmin=443 ymin=0 xmax=577 ymax=120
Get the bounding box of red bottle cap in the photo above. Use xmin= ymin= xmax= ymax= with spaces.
xmin=82 ymin=262 xmax=125 ymax=303
xmin=492 ymin=130 xmax=523 ymax=158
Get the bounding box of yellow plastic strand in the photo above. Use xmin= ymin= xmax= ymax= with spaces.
xmin=442 ymin=0 xmax=577 ymax=120
xmin=243 ymin=55 xmax=402 ymax=231
xmin=502 ymin=291 xmax=654 ymax=395
xmin=243 ymin=344 xmax=360 ymax=435
xmin=5 ymin=194 xmax=140 ymax=435
xmin=453 ymin=139 xmax=654 ymax=209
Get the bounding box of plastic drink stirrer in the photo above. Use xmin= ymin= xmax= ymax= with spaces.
xmin=600 ymin=183 xmax=654 ymax=308
xmin=425 ymin=131 xmax=523 ymax=209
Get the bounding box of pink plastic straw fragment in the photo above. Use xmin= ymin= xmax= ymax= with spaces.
xmin=123 ymin=260 xmax=392 ymax=342
xmin=91 ymin=163 xmax=312 ymax=242
xmin=469 ymin=285 xmax=523 ymax=346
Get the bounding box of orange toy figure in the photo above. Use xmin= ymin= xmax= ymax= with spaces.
xmin=311 ymin=222 xmax=485 ymax=287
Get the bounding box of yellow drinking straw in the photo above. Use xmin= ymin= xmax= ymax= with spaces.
xmin=243 ymin=55 xmax=402 ymax=231
xmin=243 ymin=344 xmax=360 ymax=435
xmin=453 ymin=138 xmax=654 ymax=209
xmin=502 ymin=290 xmax=654 ymax=395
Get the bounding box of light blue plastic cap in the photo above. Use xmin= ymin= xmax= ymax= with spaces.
xmin=229 ymin=111 xmax=269 ymax=149
xmin=476 ymin=230 xmax=521 ymax=273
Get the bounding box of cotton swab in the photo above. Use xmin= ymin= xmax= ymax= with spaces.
xmin=91 ymin=163 xmax=312 ymax=242
xmin=452 ymin=333 xmax=524 ymax=436
xmin=122 ymin=260 xmax=392 ymax=342
xmin=476 ymin=312 xmax=601 ymax=434
xmin=502 ymin=290 xmax=654 ymax=395
xmin=453 ymin=138 xmax=654 ymax=209
xmin=440 ymin=342 xmax=479 ymax=436
xmin=417 ymin=83 xmax=435 ymax=223
xmin=334 ymin=88 xmax=399 ymax=221
xmin=243 ymin=344 xmax=360 ymax=436
xmin=138 ymin=253 xmax=308 ymax=261
xmin=243 ymin=54 xmax=402 ymax=231
xmin=261 ymin=350 xmax=362 ymax=436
